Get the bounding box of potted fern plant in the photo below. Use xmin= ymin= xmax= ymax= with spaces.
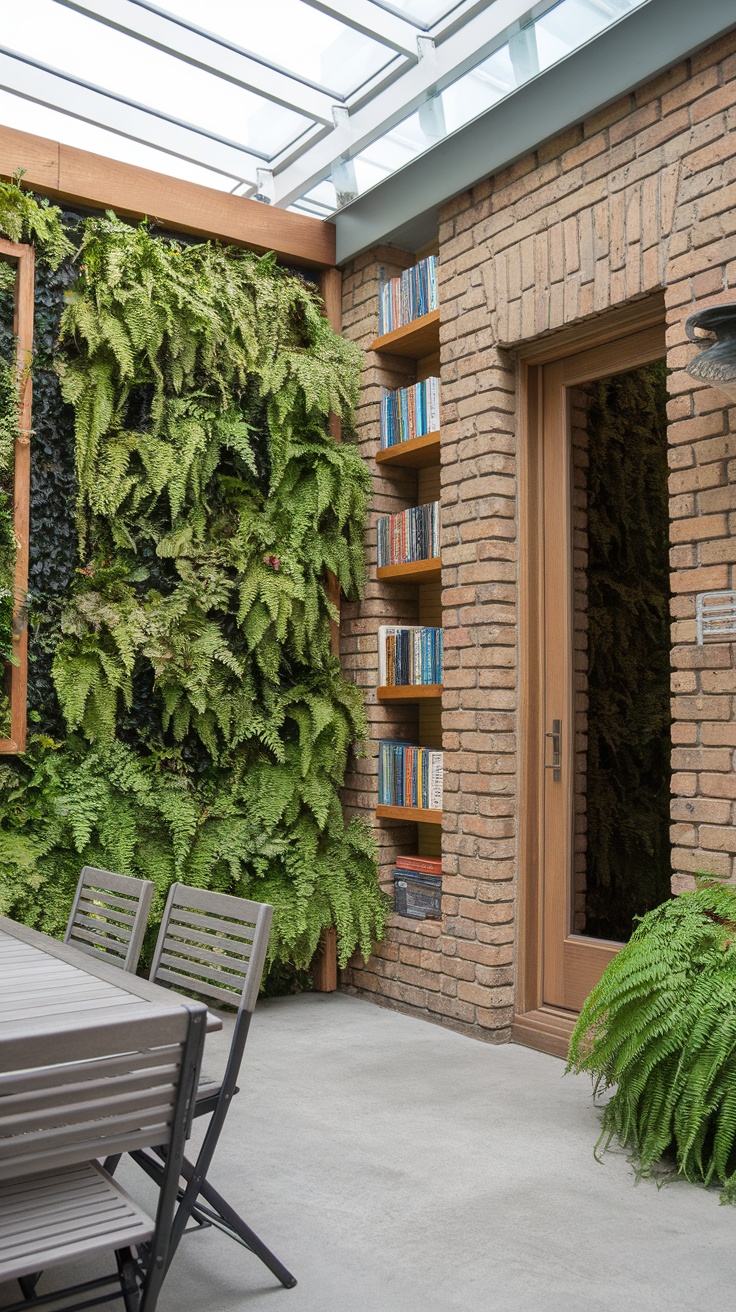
xmin=567 ymin=877 xmax=736 ymax=1202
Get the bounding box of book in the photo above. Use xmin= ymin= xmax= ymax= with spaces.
xmin=378 ymin=625 xmax=443 ymax=685
xmin=376 ymin=501 xmax=439 ymax=568
xmin=378 ymin=740 xmax=443 ymax=810
xmin=396 ymin=856 xmax=442 ymax=875
xmin=380 ymin=376 xmax=440 ymax=449
xmin=394 ymin=869 xmax=442 ymax=919
xmin=378 ymin=255 xmax=438 ymax=335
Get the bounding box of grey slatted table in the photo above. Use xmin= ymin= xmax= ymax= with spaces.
xmin=0 ymin=915 xmax=222 ymax=1037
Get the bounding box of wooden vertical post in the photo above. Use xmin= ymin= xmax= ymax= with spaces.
xmin=0 ymin=238 xmax=34 ymax=755
xmin=312 ymin=267 xmax=342 ymax=992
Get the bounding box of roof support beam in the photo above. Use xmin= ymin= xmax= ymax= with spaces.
xmin=0 ymin=121 xmax=336 ymax=266
xmin=56 ymin=0 xmax=337 ymax=123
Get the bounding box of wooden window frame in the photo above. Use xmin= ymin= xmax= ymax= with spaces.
xmin=513 ymin=295 xmax=667 ymax=1056
xmin=0 ymin=237 xmax=34 ymax=755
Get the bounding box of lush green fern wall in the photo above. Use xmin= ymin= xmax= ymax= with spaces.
xmin=0 ymin=180 xmax=387 ymax=974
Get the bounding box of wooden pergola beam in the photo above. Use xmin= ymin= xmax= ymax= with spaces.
xmin=0 ymin=124 xmax=335 ymax=268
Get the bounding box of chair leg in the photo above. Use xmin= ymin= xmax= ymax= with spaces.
xmin=116 ymin=1248 xmax=141 ymax=1312
xmin=193 ymin=1175 xmax=297 ymax=1290
xmin=132 ymin=1147 xmax=298 ymax=1291
xmin=17 ymin=1273 xmax=40 ymax=1300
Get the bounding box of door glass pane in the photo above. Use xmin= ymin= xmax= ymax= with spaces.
xmin=570 ymin=361 xmax=672 ymax=943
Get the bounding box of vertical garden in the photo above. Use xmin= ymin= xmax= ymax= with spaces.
xmin=0 ymin=179 xmax=387 ymax=974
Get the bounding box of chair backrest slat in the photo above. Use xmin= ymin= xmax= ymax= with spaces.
xmin=163 ymin=906 xmax=257 ymax=945
xmin=0 ymin=1008 xmax=202 ymax=1183
xmin=76 ymin=901 xmax=137 ymax=928
xmin=150 ymin=884 xmax=272 ymax=1017
xmin=64 ymin=867 xmax=154 ymax=973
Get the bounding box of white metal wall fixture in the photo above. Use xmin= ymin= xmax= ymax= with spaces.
xmin=696 ymin=592 xmax=736 ymax=646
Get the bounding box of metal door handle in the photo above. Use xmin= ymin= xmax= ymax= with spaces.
xmin=545 ymin=719 xmax=561 ymax=780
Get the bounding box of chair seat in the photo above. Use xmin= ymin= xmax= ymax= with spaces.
xmin=197 ymin=1071 xmax=221 ymax=1094
xmin=0 ymin=1162 xmax=154 ymax=1282
xmin=195 ymin=1073 xmax=241 ymax=1106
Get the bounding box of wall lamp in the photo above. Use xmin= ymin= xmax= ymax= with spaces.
xmin=685 ymin=302 xmax=736 ymax=403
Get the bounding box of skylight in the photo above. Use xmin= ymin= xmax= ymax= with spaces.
xmin=0 ymin=0 xmax=650 ymax=213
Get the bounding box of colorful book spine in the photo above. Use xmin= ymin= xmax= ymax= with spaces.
xmin=376 ymin=501 xmax=439 ymax=568
xmin=378 ymin=626 xmax=443 ymax=685
xmin=380 ymin=376 xmax=440 ymax=449
xmin=378 ymin=740 xmax=444 ymax=810
xmin=378 ymin=255 xmax=439 ymax=334
xmin=396 ymin=856 xmax=442 ymax=875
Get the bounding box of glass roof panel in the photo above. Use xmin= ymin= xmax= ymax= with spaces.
xmin=368 ymin=0 xmax=464 ymax=27
xmin=535 ymin=0 xmax=633 ymax=65
xmin=288 ymin=178 xmax=337 ymax=218
xmin=0 ymin=0 xmax=655 ymax=227
xmin=0 ymin=86 xmax=240 ymax=190
xmin=154 ymin=0 xmax=399 ymax=98
xmin=6 ymin=0 xmax=314 ymax=158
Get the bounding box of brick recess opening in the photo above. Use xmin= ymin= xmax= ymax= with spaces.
xmin=339 ymin=28 xmax=736 ymax=1042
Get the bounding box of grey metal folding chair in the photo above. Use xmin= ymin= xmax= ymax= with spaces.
xmin=0 ymin=996 xmax=206 ymax=1312
xmin=65 ymin=866 xmax=154 ymax=973
xmin=127 ymin=882 xmax=297 ymax=1290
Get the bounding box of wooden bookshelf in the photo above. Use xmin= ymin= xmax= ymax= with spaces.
xmin=375 ymin=430 xmax=440 ymax=469
xmin=370 ymin=309 xmax=440 ymax=359
xmin=376 ymin=558 xmax=441 ymax=583
xmin=376 ymin=805 xmax=442 ymax=826
xmin=377 ymin=685 xmax=441 ymax=701
xmin=372 ymin=253 xmax=443 ymax=861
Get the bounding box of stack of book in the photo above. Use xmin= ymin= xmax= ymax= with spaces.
xmin=378 ymin=740 xmax=443 ymax=810
xmin=394 ymin=855 xmax=442 ymax=920
xmin=378 ymin=625 xmax=443 ymax=686
xmin=380 ymin=377 xmax=440 ymax=449
xmin=376 ymin=501 xmax=439 ymax=567
xmin=378 ymin=255 xmax=438 ymax=334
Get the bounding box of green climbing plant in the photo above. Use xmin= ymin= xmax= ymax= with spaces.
xmin=0 ymin=193 xmax=388 ymax=974
xmin=0 ymin=172 xmax=74 ymax=269
xmin=567 ymin=880 xmax=736 ymax=1204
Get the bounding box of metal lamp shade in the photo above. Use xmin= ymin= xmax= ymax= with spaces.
xmin=685 ymin=302 xmax=736 ymax=403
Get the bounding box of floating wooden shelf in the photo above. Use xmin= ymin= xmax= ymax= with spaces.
xmin=376 ymin=558 xmax=441 ymax=583
xmin=370 ymin=310 xmax=440 ymax=359
xmin=377 ymin=685 xmax=441 ymax=701
xmin=376 ymin=805 xmax=442 ymax=825
xmin=375 ymin=430 xmax=440 ymax=469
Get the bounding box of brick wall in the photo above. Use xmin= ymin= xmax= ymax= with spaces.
xmin=340 ymin=28 xmax=736 ymax=1039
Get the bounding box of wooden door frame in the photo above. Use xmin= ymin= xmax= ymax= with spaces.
xmin=512 ymin=295 xmax=667 ymax=1057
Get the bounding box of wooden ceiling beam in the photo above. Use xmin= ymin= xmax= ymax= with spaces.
xmin=0 ymin=123 xmax=335 ymax=268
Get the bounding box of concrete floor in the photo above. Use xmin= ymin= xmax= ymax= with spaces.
xmin=3 ymin=992 xmax=734 ymax=1310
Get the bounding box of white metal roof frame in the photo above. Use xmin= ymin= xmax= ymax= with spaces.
xmin=0 ymin=0 xmax=732 ymax=263
xmin=0 ymin=0 xmax=646 ymax=202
